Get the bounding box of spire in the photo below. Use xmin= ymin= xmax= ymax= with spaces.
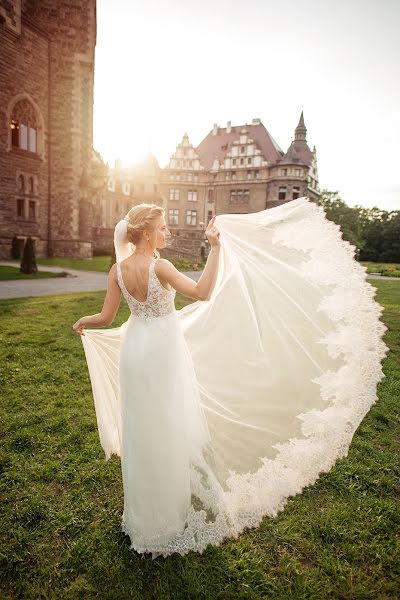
xmin=294 ymin=110 xmax=307 ymax=142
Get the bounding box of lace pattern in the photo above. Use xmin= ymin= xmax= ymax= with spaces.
xmin=119 ymin=199 xmax=390 ymax=559
xmin=116 ymin=258 xmax=176 ymax=321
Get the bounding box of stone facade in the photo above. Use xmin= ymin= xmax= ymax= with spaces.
xmin=94 ymin=113 xmax=320 ymax=259
xmin=0 ymin=0 xmax=97 ymax=258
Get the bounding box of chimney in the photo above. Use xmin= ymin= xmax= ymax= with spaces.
xmin=252 ymin=118 xmax=261 ymax=125
xmin=212 ymin=123 xmax=218 ymax=136
xmin=226 ymin=120 xmax=232 ymax=133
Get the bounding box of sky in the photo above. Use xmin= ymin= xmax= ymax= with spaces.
xmin=93 ymin=0 xmax=400 ymax=211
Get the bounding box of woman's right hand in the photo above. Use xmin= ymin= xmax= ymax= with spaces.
xmin=205 ymin=216 xmax=221 ymax=247
xmin=72 ymin=318 xmax=86 ymax=336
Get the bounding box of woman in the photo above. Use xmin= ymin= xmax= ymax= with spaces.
xmin=73 ymin=198 xmax=389 ymax=559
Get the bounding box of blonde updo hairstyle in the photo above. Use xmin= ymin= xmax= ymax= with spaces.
xmin=125 ymin=203 xmax=165 ymax=258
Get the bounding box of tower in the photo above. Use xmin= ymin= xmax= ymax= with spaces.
xmin=0 ymin=0 xmax=97 ymax=258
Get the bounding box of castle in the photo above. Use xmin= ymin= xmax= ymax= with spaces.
xmin=95 ymin=114 xmax=320 ymax=259
xmin=0 ymin=0 xmax=98 ymax=259
xmin=0 ymin=0 xmax=320 ymax=260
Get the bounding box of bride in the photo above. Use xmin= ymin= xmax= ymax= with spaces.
xmin=72 ymin=198 xmax=389 ymax=559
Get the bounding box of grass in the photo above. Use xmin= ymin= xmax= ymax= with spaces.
xmin=34 ymin=256 xmax=205 ymax=273
xmin=360 ymin=262 xmax=400 ymax=277
xmin=0 ymin=281 xmax=399 ymax=599
xmin=0 ymin=266 xmax=70 ymax=280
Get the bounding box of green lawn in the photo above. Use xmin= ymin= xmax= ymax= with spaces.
xmin=360 ymin=262 xmax=400 ymax=277
xmin=0 ymin=266 xmax=70 ymax=281
xmin=0 ymin=282 xmax=399 ymax=599
xmin=34 ymin=256 xmax=205 ymax=273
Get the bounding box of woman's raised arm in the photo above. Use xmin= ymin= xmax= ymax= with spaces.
xmin=156 ymin=216 xmax=221 ymax=302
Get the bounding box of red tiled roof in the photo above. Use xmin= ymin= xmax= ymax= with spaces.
xmin=196 ymin=122 xmax=284 ymax=170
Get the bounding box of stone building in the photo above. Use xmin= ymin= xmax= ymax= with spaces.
xmin=92 ymin=154 xmax=164 ymax=255
xmin=0 ymin=0 xmax=97 ymax=259
xmin=158 ymin=112 xmax=320 ymax=257
xmin=95 ymin=112 xmax=320 ymax=259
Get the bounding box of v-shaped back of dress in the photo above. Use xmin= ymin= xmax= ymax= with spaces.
xmin=116 ymin=257 xmax=176 ymax=321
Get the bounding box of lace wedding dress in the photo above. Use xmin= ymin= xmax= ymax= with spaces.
xmin=80 ymin=197 xmax=389 ymax=558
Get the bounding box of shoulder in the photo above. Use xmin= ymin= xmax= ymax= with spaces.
xmin=108 ymin=262 xmax=119 ymax=281
xmin=155 ymin=258 xmax=176 ymax=274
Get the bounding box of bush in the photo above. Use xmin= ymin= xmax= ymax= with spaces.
xmin=20 ymin=237 xmax=38 ymax=275
xmin=11 ymin=236 xmax=21 ymax=259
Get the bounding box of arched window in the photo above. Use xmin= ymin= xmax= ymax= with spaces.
xmin=10 ymin=100 xmax=38 ymax=153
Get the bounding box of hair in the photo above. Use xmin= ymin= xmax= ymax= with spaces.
xmin=125 ymin=203 xmax=165 ymax=245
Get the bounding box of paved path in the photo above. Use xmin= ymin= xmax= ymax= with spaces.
xmin=0 ymin=261 xmax=397 ymax=300
xmin=0 ymin=261 xmax=201 ymax=299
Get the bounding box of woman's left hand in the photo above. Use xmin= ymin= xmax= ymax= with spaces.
xmin=72 ymin=318 xmax=86 ymax=336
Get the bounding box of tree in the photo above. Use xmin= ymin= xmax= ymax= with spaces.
xmin=20 ymin=237 xmax=38 ymax=274
xmin=318 ymin=190 xmax=364 ymax=250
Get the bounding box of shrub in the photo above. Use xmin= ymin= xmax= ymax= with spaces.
xmin=20 ymin=237 xmax=38 ymax=274
xmin=11 ymin=236 xmax=21 ymax=259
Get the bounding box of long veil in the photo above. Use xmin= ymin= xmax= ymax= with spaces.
xmin=81 ymin=196 xmax=389 ymax=547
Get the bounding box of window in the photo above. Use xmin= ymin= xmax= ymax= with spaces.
xmin=108 ymin=178 xmax=115 ymax=192
xmin=169 ymin=173 xmax=175 ymax=180
xmin=169 ymin=209 xmax=179 ymax=225
xmin=292 ymin=186 xmax=300 ymax=200
xmin=207 ymin=210 xmax=213 ymax=224
xmin=247 ymin=157 xmax=252 ymax=165
xmin=225 ymin=172 xmax=231 ymax=181
xmin=294 ymin=168 xmax=301 ymax=177
xmin=278 ymin=186 xmax=287 ymax=200
xmin=208 ymin=188 xmax=213 ymax=202
xmin=123 ymin=182 xmax=130 ymax=195
xmin=10 ymin=99 xmax=39 ymax=153
xmin=18 ymin=175 xmax=25 ymax=194
xmin=115 ymin=201 xmax=119 ymax=213
xmin=186 ymin=210 xmax=197 ymax=226
xmin=230 ymin=189 xmax=250 ymax=203
xmin=17 ymin=198 xmax=24 ymax=218
xmin=187 ymin=172 xmax=193 ymax=182
xmin=29 ymin=177 xmax=34 ymax=194
xmin=232 ymin=158 xmax=237 ymax=166
xmin=193 ymin=174 xmax=198 ymax=182
xmin=20 ymin=124 xmax=28 ymax=150
xmin=232 ymin=172 xmax=237 ymax=181
xmin=240 ymin=146 xmax=245 ymax=154
xmin=169 ymin=189 xmax=180 ymax=201
xmin=247 ymin=170 xmax=253 ymax=180
xmin=188 ymin=190 xmax=198 ymax=202
xmin=176 ymin=174 xmax=181 ymax=181
xmin=255 ymin=170 xmax=260 ymax=179
xmin=280 ymin=168 xmax=288 ymax=176
xmin=28 ymin=200 xmax=36 ymax=220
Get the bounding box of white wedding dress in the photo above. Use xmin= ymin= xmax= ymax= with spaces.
xmin=80 ymin=197 xmax=389 ymax=559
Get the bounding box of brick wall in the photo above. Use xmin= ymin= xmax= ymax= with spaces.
xmin=0 ymin=0 xmax=96 ymax=258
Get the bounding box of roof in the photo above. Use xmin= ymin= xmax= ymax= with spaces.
xmin=279 ymin=142 xmax=313 ymax=166
xmin=196 ymin=121 xmax=284 ymax=170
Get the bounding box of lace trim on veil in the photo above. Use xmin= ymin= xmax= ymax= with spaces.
xmin=120 ymin=199 xmax=389 ymax=559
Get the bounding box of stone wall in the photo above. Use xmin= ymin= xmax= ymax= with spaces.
xmin=0 ymin=0 xmax=96 ymax=259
